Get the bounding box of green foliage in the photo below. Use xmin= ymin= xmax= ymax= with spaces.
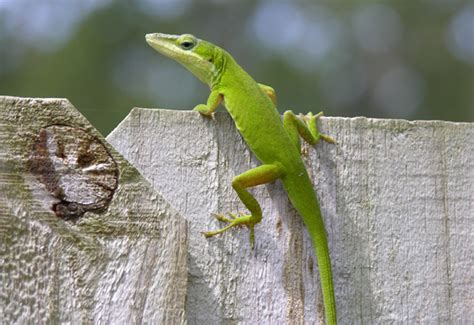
xmin=0 ymin=1 xmax=472 ymax=134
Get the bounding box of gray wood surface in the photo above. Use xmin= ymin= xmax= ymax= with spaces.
xmin=108 ymin=108 xmax=473 ymax=324
xmin=0 ymin=97 xmax=187 ymax=324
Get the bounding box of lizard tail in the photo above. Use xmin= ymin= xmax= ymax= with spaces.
xmin=284 ymin=174 xmax=337 ymax=325
xmin=309 ymin=226 xmax=337 ymax=325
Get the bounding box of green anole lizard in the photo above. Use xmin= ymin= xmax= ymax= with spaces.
xmin=146 ymin=33 xmax=337 ymax=324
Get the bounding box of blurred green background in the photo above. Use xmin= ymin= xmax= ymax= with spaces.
xmin=1 ymin=0 xmax=473 ymax=135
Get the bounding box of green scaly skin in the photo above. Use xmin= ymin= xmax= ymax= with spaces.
xmin=146 ymin=33 xmax=337 ymax=324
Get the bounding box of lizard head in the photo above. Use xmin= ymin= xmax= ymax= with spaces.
xmin=146 ymin=33 xmax=220 ymax=86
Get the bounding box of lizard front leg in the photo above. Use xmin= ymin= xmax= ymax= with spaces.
xmin=193 ymin=89 xmax=223 ymax=117
xmin=203 ymin=163 xmax=284 ymax=247
xmin=258 ymin=83 xmax=277 ymax=106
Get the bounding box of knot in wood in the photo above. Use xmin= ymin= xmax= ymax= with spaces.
xmin=29 ymin=125 xmax=119 ymax=220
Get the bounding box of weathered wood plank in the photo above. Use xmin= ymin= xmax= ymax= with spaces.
xmin=0 ymin=97 xmax=187 ymax=324
xmin=108 ymin=108 xmax=473 ymax=324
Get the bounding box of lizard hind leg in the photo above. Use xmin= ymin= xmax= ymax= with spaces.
xmin=303 ymin=111 xmax=336 ymax=144
xmin=283 ymin=110 xmax=336 ymax=154
xmin=202 ymin=163 xmax=284 ymax=248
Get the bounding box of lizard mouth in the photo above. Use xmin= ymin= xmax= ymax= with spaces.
xmin=145 ymin=33 xmax=176 ymax=53
xmin=145 ymin=32 xmax=216 ymax=85
xmin=145 ymin=33 xmax=190 ymax=62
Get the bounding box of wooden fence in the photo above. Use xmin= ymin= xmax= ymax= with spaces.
xmin=1 ymin=96 xmax=473 ymax=323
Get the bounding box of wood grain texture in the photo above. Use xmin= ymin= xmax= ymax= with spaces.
xmin=108 ymin=108 xmax=473 ymax=324
xmin=0 ymin=97 xmax=187 ymax=324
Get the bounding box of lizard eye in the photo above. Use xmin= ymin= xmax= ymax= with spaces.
xmin=178 ymin=35 xmax=197 ymax=50
xmin=181 ymin=41 xmax=194 ymax=49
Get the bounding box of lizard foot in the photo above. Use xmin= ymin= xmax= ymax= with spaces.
xmin=202 ymin=212 xmax=257 ymax=248
xmin=303 ymin=111 xmax=337 ymax=144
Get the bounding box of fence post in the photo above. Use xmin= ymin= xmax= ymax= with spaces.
xmin=0 ymin=96 xmax=187 ymax=324
xmin=108 ymin=107 xmax=473 ymax=324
